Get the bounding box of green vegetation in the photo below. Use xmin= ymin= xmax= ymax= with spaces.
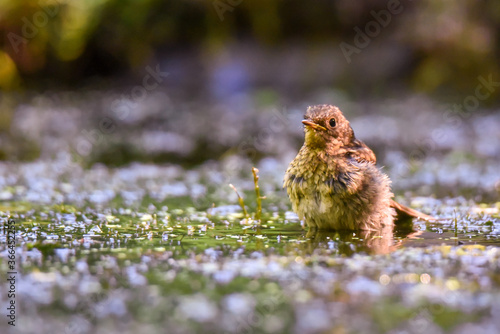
xmin=1 ymin=198 xmax=499 ymax=333
xmin=1 ymin=0 xmax=499 ymax=98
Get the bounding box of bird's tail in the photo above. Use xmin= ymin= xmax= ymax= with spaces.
xmin=390 ymin=199 xmax=435 ymax=221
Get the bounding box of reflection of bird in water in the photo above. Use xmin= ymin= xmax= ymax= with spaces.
xmin=303 ymin=226 xmax=424 ymax=255
xmin=284 ymin=105 xmax=434 ymax=232
xmin=305 ymin=228 xmax=397 ymax=255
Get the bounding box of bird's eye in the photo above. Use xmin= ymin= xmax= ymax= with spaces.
xmin=329 ymin=118 xmax=336 ymax=127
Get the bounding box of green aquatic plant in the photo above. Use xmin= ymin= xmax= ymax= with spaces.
xmin=229 ymin=167 xmax=266 ymax=223
xmin=228 ymin=183 xmax=249 ymax=219
xmin=252 ymin=167 xmax=265 ymax=222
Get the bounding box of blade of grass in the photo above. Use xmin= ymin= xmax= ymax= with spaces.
xmin=229 ymin=184 xmax=249 ymax=218
xmin=252 ymin=167 xmax=265 ymax=222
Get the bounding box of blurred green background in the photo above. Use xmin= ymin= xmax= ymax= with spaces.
xmin=1 ymin=0 xmax=499 ymax=96
xmin=1 ymin=0 xmax=500 ymax=176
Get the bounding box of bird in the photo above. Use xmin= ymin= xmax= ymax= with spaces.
xmin=284 ymin=104 xmax=434 ymax=231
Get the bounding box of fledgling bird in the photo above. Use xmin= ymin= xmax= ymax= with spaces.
xmin=284 ymin=104 xmax=433 ymax=231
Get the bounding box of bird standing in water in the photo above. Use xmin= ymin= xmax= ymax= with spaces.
xmin=284 ymin=104 xmax=433 ymax=231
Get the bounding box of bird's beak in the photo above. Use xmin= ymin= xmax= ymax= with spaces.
xmin=302 ymin=120 xmax=326 ymax=131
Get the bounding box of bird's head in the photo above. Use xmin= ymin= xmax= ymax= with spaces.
xmin=302 ymin=105 xmax=355 ymax=151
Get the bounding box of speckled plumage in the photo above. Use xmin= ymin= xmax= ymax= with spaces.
xmin=284 ymin=105 xmax=395 ymax=231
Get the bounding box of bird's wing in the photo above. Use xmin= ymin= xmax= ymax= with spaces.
xmin=347 ymin=139 xmax=436 ymax=221
xmin=346 ymin=139 xmax=377 ymax=164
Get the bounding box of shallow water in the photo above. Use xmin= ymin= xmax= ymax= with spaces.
xmin=1 ymin=203 xmax=499 ymax=334
xmin=3 ymin=200 xmax=499 ymax=259
xmin=1 ymin=92 xmax=500 ymax=333
xmin=1 ymin=192 xmax=499 ymax=334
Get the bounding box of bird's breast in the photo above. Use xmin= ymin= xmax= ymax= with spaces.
xmin=284 ymin=148 xmax=355 ymax=194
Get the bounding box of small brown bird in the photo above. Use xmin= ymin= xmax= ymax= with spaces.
xmin=284 ymin=105 xmax=433 ymax=231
